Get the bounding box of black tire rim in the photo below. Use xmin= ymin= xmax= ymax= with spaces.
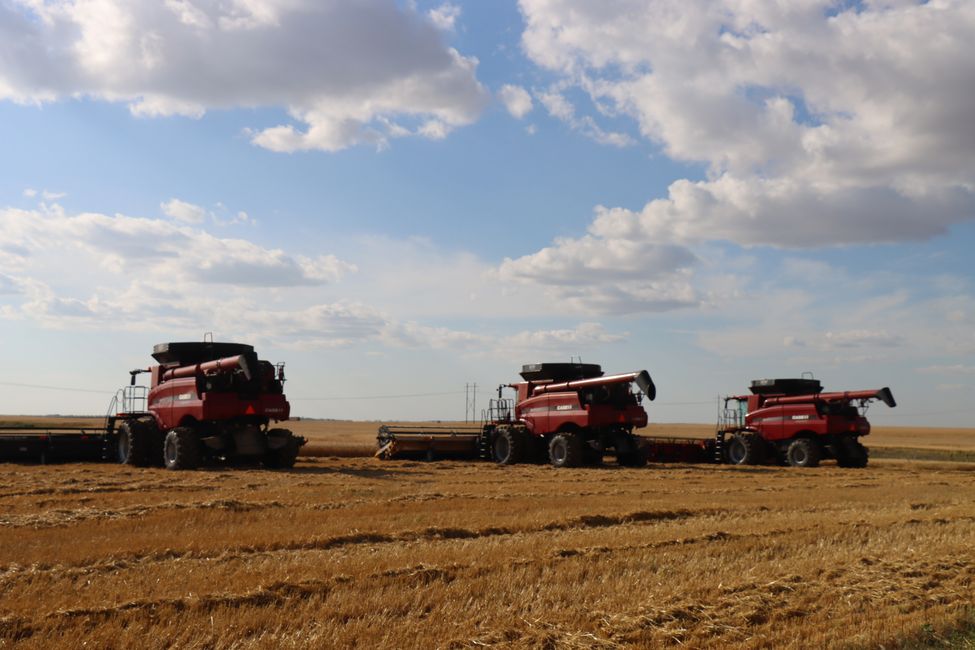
xmin=551 ymin=439 xmax=566 ymax=463
xmin=728 ymin=440 xmax=746 ymax=464
xmin=165 ymin=437 xmax=177 ymax=465
xmin=494 ymin=436 xmax=509 ymax=462
xmin=792 ymin=445 xmax=808 ymax=465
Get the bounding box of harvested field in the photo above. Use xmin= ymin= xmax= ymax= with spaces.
xmin=1 ymin=433 xmax=974 ymax=648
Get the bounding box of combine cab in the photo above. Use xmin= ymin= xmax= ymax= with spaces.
xmin=110 ymin=340 xmax=305 ymax=470
xmin=377 ymin=362 xmax=656 ymax=468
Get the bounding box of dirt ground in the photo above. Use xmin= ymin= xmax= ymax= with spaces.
xmin=1 ymin=417 xmax=974 ymax=648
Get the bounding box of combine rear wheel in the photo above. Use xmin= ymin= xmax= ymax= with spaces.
xmin=549 ymin=432 xmax=583 ymax=468
xmin=726 ymin=432 xmax=765 ymax=465
xmin=583 ymin=445 xmax=604 ymax=466
xmin=786 ymin=438 xmax=820 ymax=468
xmin=492 ymin=427 xmax=526 ymax=465
xmin=163 ymin=427 xmax=201 ymax=470
xmin=836 ymin=437 xmax=868 ymax=468
xmin=117 ymin=420 xmax=151 ymax=467
xmin=264 ymin=429 xmax=301 ymax=469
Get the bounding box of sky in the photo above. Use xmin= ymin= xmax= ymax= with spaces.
xmin=0 ymin=0 xmax=973 ymax=427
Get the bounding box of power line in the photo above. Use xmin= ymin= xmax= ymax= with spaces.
xmin=291 ymin=390 xmax=466 ymax=401
xmin=0 ymin=380 xmax=115 ymax=395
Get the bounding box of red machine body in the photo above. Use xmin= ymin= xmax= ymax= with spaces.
xmin=511 ymin=370 xmax=653 ymax=437
xmin=112 ymin=341 xmax=303 ymax=470
xmin=375 ymin=362 xmax=656 ymax=468
xmin=718 ymin=378 xmax=896 ymax=468
xmin=147 ymin=353 xmax=290 ymax=431
xmin=483 ymin=363 xmax=656 ymax=467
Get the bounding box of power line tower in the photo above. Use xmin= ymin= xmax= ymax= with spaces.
xmin=464 ymin=382 xmax=477 ymax=423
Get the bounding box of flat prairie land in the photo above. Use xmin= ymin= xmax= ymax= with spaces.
xmin=1 ymin=445 xmax=974 ymax=647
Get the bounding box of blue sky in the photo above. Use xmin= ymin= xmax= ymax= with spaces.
xmin=1 ymin=0 xmax=973 ymax=427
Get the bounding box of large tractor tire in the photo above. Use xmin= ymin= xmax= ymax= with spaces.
xmin=117 ymin=420 xmax=152 ymax=467
xmin=617 ymin=449 xmax=647 ymax=468
xmin=163 ymin=427 xmax=202 ymax=470
xmin=549 ymin=432 xmax=584 ymax=468
xmin=583 ymin=444 xmax=604 ymax=467
xmin=836 ymin=437 xmax=869 ymax=468
xmin=786 ymin=438 xmax=820 ymax=468
xmin=492 ymin=427 xmax=526 ymax=465
xmin=264 ymin=429 xmax=301 ymax=469
xmin=611 ymin=430 xmax=646 ymax=467
xmin=726 ymin=431 xmax=766 ymax=465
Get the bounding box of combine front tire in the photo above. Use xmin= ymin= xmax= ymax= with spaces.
xmin=264 ymin=429 xmax=301 ymax=469
xmin=492 ymin=427 xmax=526 ymax=465
xmin=163 ymin=427 xmax=201 ymax=470
xmin=549 ymin=432 xmax=583 ymax=468
xmin=726 ymin=432 xmax=765 ymax=465
xmin=117 ymin=420 xmax=151 ymax=467
xmin=786 ymin=438 xmax=820 ymax=468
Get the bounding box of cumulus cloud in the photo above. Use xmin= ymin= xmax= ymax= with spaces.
xmin=537 ymin=88 xmax=634 ymax=147
xmin=0 ymin=204 xmax=355 ymax=288
xmin=0 ymin=200 xmax=631 ymax=354
xmin=427 ymin=3 xmax=460 ymax=31
xmin=510 ymin=0 xmax=975 ymax=312
xmin=505 ymin=322 xmax=626 ymax=350
xmin=497 ymin=211 xmax=699 ymax=314
xmin=0 ymin=0 xmax=489 ymax=152
xmin=498 ymin=84 xmax=533 ymax=119
xmin=161 ymin=197 xmax=207 ymax=223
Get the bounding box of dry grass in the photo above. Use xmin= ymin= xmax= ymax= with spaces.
xmin=1 ymin=433 xmax=974 ymax=647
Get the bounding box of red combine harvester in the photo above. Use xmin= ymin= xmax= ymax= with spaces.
xmin=0 ymin=341 xmax=303 ymax=469
xmin=377 ymin=362 xmax=655 ymax=467
xmin=112 ymin=341 xmax=304 ymax=470
xmin=712 ymin=377 xmax=896 ymax=468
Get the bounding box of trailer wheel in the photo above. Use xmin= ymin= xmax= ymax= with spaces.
xmin=549 ymin=432 xmax=583 ymax=468
xmin=837 ymin=438 xmax=868 ymax=468
xmin=492 ymin=427 xmax=525 ymax=465
xmin=117 ymin=420 xmax=151 ymax=467
xmin=786 ymin=438 xmax=820 ymax=468
xmin=726 ymin=432 xmax=765 ymax=465
xmin=163 ymin=427 xmax=201 ymax=470
xmin=264 ymin=429 xmax=301 ymax=469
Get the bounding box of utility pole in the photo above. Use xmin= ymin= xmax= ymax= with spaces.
xmin=464 ymin=382 xmax=477 ymax=422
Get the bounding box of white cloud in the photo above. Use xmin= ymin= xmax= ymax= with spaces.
xmin=498 ymin=84 xmax=533 ymax=119
xmin=23 ymin=188 xmax=65 ymax=201
xmin=160 ymin=197 xmax=207 ymax=223
xmin=824 ymin=329 xmax=902 ymax=349
xmin=919 ymin=364 xmax=975 ymax=376
xmin=0 ymin=0 xmax=489 ymax=152
xmin=0 ymin=204 xmax=355 ymax=288
xmin=0 ymin=201 xmax=633 ymax=356
xmin=505 ymin=322 xmax=626 ymax=350
xmin=0 ymin=273 xmax=22 ymax=295
xmin=506 ymin=0 xmax=975 ymax=313
xmin=428 ymin=3 xmax=460 ymax=31
xmin=537 ymin=87 xmax=634 ymax=147
xmin=518 ymin=0 xmax=975 ymax=237
xmin=497 ymin=210 xmax=699 ymax=314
